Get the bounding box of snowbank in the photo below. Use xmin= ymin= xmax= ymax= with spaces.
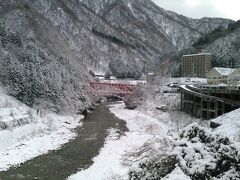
xmin=162 ymin=167 xmax=191 ymax=180
xmin=211 ymin=108 xmax=240 ymax=141
xmin=0 ymin=89 xmax=83 ymax=171
xmin=137 ymin=84 xmax=202 ymax=130
xmin=172 ymin=123 xmax=240 ymax=179
xmin=68 ymin=103 xmax=168 ymax=180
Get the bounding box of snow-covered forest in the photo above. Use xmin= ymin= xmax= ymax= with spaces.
xmin=0 ymin=0 xmax=240 ymax=179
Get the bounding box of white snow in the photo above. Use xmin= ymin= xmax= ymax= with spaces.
xmin=137 ymin=82 xmax=203 ymax=130
xmin=1 ymin=73 xmax=236 ymax=178
xmin=0 ymin=88 xmax=84 ymax=171
xmin=100 ymin=79 xmax=146 ymax=85
xmin=127 ymin=2 xmax=135 ymax=17
xmin=211 ymin=108 xmax=240 ymax=141
xmin=162 ymin=167 xmax=191 ymax=180
xmin=214 ymin=67 xmax=235 ymax=76
xmin=182 ymin=53 xmax=211 ymax=57
xmin=68 ymin=77 xmax=240 ymax=179
xmin=68 ymin=102 xmax=169 ymax=180
xmin=178 ymin=77 xmax=207 ymax=84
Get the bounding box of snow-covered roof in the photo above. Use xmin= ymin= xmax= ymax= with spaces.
xmin=182 ymin=53 xmax=211 ymax=57
xmin=214 ymin=67 xmax=235 ymax=76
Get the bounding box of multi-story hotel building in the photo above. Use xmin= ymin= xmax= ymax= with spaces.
xmin=181 ymin=53 xmax=212 ymax=78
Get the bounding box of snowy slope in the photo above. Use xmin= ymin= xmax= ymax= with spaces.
xmin=118 ymin=79 xmax=240 ymax=179
xmin=162 ymin=167 xmax=191 ymax=180
xmin=0 ymin=87 xmax=84 ymax=171
xmin=204 ymin=29 xmax=240 ymax=67
xmin=186 ymin=21 xmax=240 ymax=68
xmin=211 ymin=108 xmax=240 ymax=142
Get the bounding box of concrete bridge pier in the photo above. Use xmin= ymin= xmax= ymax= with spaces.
xmin=180 ymin=85 xmax=240 ymax=120
xmin=181 ymin=91 xmax=227 ymax=120
xmin=181 ymin=92 xmax=197 ymax=117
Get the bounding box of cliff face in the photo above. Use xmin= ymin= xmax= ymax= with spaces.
xmin=0 ymin=0 xmax=233 ymax=112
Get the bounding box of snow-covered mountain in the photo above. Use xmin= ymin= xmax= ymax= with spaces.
xmin=0 ymin=0 xmax=233 ymax=112
xmin=172 ymin=20 xmax=240 ymax=69
xmin=80 ymin=0 xmax=232 ymax=50
xmin=201 ymin=22 xmax=240 ymax=67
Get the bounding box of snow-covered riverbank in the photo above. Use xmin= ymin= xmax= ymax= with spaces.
xmin=0 ymin=89 xmax=84 ymax=171
xmin=68 ymin=102 xmax=169 ymax=180
xmin=2 ymin=89 xmax=238 ymax=179
xmin=68 ymin=99 xmax=240 ymax=180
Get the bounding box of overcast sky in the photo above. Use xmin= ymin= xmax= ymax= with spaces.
xmin=152 ymin=0 xmax=240 ymax=21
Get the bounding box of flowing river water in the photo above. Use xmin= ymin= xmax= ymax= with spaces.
xmin=0 ymin=104 xmax=128 ymax=180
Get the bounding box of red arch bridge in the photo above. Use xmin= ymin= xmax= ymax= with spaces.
xmin=89 ymin=82 xmax=136 ymax=99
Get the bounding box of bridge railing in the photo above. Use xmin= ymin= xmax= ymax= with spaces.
xmin=90 ymin=82 xmax=135 ymax=92
xmin=89 ymin=82 xmax=136 ymax=99
xmin=181 ymin=85 xmax=240 ymax=107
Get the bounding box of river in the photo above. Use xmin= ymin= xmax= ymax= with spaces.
xmin=0 ymin=104 xmax=128 ymax=180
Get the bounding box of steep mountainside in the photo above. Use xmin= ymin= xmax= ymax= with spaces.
xmin=0 ymin=1 xmax=93 ymax=113
xmin=0 ymin=0 xmax=233 ymax=112
xmin=80 ymin=0 xmax=232 ymax=51
xmin=197 ymin=21 xmax=240 ymax=67
xmin=170 ymin=20 xmax=240 ymax=72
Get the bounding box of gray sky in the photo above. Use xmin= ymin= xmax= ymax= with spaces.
xmin=152 ymin=0 xmax=240 ymax=20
